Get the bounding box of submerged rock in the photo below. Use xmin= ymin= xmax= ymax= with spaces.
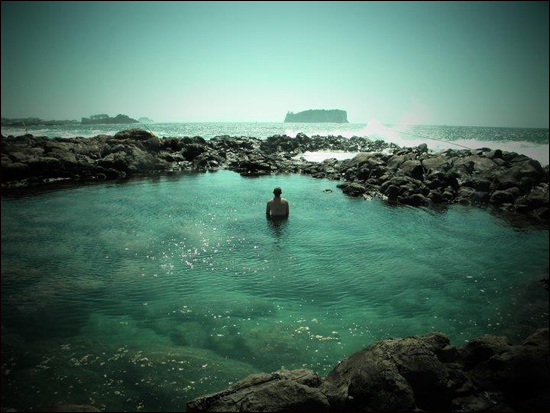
xmin=49 ymin=405 xmax=101 ymax=412
xmin=187 ymin=329 xmax=549 ymax=412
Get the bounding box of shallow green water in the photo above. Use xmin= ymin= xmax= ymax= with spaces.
xmin=1 ymin=170 xmax=549 ymax=411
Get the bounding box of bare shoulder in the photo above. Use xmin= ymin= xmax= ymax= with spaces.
xmin=267 ymin=199 xmax=274 ymax=205
xmin=281 ymin=198 xmax=289 ymax=204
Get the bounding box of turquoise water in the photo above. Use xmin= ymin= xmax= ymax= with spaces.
xmin=2 ymin=122 xmax=549 ymax=164
xmin=1 ymin=170 xmax=549 ymax=411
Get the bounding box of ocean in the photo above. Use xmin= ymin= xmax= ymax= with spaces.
xmin=1 ymin=122 xmax=549 ymax=165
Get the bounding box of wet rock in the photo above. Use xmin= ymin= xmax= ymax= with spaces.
xmin=113 ymin=128 xmax=155 ymax=140
xmin=526 ymin=184 xmax=550 ymax=208
xmin=495 ymin=160 xmax=545 ymax=190
xmin=187 ymin=369 xmax=329 ymax=412
xmin=417 ymin=143 xmax=428 ymax=153
xmin=385 ymin=184 xmax=400 ymax=201
xmin=189 ymin=329 xmax=549 ymax=413
xmin=399 ymin=193 xmax=429 ymax=206
xmin=183 ymin=144 xmax=208 ymax=161
xmin=490 ymin=187 xmax=521 ymax=205
xmin=485 ymin=149 xmax=503 ymax=160
xmin=97 ymin=152 xmax=131 ymax=172
xmin=532 ymin=207 xmax=550 ymax=221
xmin=422 ymin=156 xmax=451 ymax=173
xmin=457 ymin=186 xmax=477 ymax=198
xmin=387 ymin=155 xmax=406 ymax=170
xmin=452 ymin=156 xmax=499 ymax=177
xmin=461 ymin=177 xmax=492 ymax=192
xmin=400 ymin=160 xmax=426 ymax=181
xmin=49 ymin=405 xmax=101 ymax=412
xmin=324 ymin=347 xmax=416 ymax=412
xmin=459 ymin=334 xmax=512 ymax=369
xmin=260 ymin=135 xmax=300 ymax=154
xmin=466 ymin=330 xmax=550 ymax=409
xmin=338 ymin=182 xmax=366 ymax=197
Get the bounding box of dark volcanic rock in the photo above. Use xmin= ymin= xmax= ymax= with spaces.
xmin=422 ymin=156 xmax=451 ymax=173
xmin=113 ymin=129 xmax=154 ymax=140
xmin=1 ymin=130 xmax=549 ymax=223
xmin=188 ymin=329 xmax=549 ymax=412
xmin=337 ymin=182 xmax=366 ymax=197
xmin=400 ymin=160 xmax=425 ymax=180
xmin=490 ymin=187 xmax=521 ymax=205
xmin=187 ymin=369 xmax=330 ymax=412
xmin=49 ymin=405 xmax=101 ymax=412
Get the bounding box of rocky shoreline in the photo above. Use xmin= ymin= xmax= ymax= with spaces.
xmin=187 ymin=328 xmax=549 ymax=412
xmin=1 ymin=129 xmax=549 ymax=223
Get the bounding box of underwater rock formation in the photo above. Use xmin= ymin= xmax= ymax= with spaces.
xmin=187 ymin=328 xmax=549 ymax=412
xmin=1 ymin=129 xmax=548 ymax=223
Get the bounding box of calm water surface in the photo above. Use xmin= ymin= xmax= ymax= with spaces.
xmin=2 ymin=171 xmax=548 ymax=411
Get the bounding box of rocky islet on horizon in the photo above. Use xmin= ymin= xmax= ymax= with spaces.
xmin=284 ymin=109 xmax=349 ymax=123
xmin=1 ymin=129 xmax=548 ymax=223
xmin=1 ymin=113 xmax=146 ymax=127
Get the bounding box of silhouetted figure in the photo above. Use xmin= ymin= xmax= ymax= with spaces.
xmin=266 ymin=187 xmax=289 ymax=219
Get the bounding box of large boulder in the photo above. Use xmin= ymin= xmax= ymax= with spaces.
xmin=260 ymin=135 xmax=300 ymax=154
xmin=113 ymin=129 xmax=155 ymax=140
xmin=400 ymin=160 xmax=426 ymax=180
xmin=338 ymin=182 xmax=366 ymax=197
xmin=387 ymin=155 xmax=406 ymax=170
xmin=494 ymin=159 xmax=545 ymax=190
xmin=96 ymin=152 xmax=131 ymax=172
xmin=399 ymin=193 xmax=429 ymax=206
xmin=451 ymin=156 xmax=499 ymax=177
xmin=187 ymin=369 xmax=330 ymax=412
xmin=323 ymin=333 xmax=451 ymax=411
xmin=422 ymin=156 xmax=451 ymax=173
xmin=459 ymin=334 xmax=512 ymax=369
xmin=490 ymin=187 xmax=521 ymax=205
xmin=465 ymin=330 xmax=549 ymax=410
xmin=183 ymin=144 xmax=208 ymax=161
xmin=188 ymin=329 xmax=549 ymax=413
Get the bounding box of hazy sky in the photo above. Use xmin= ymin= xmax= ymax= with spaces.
xmin=1 ymin=1 xmax=549 ymax=126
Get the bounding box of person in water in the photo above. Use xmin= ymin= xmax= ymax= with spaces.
xmin=266 ymin=187 xmax=289 ymax=219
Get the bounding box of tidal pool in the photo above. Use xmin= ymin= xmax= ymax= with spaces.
xmin=1 ymin=170 xmax=548 ymax=411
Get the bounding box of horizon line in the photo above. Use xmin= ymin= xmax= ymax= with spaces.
xmin=1 ymin=117 xmax=549 ymax=130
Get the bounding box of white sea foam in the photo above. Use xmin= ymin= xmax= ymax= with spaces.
xmin=2 ymin=121 xmax=548 ymax=165
xmin=286 ymin=120 xmax=549 ymax=165
xmin=294 ymin=152 xmax=359 ymax=163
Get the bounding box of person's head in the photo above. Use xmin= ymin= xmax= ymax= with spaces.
xmin=273 ymin=187 xmax=282 ymax=197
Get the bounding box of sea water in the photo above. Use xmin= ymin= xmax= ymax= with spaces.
xmin=1 ymin=170 xmax=548 ymax=411
xmin=1 ymin=122 xmax=549 ymax=165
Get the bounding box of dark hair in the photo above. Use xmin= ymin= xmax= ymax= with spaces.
xmin=273 ymin=187 xmax=282 ymax=196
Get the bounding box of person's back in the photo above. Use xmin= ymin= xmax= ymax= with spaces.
xmin=266 ymin=187 xmax=289 ymax=218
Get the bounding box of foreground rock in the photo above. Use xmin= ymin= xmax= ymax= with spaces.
xmin=1 ymin=130 xmax=548 ymax=223
xmin=187 ymin=328 xmax=549 ymax=412
xmin=187 ymin=370 xmax=330 ymax=412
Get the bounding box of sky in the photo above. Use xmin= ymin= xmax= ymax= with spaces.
xmin=1 ymin=1 xmax=549 ymax=127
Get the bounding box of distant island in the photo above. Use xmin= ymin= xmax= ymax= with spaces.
xmin=81 ymin=114 xmax=139 ymax=125
xmin=138 ymin=117 xmax=155 ymax=123
xmin=284 ymin=109 xmax=349 ymax=123
xmin=1 ymin=117 xmax=78 ymax=127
